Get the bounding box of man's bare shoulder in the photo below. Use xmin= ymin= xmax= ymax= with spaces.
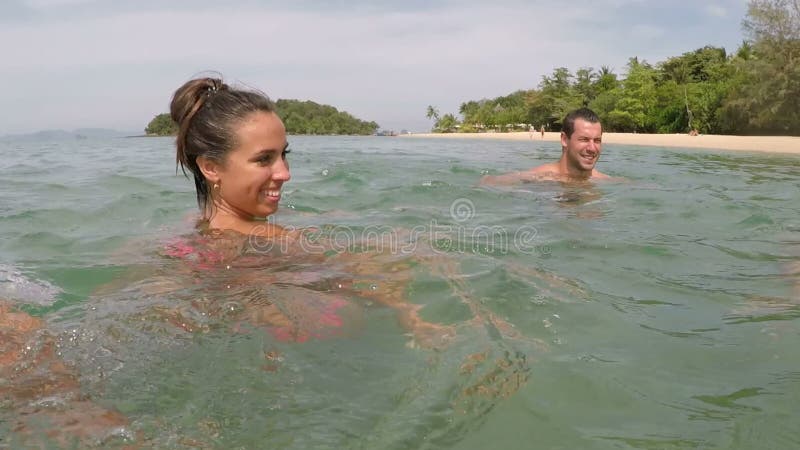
xmin=527 ymin=163 xmax=562 ymax=180
xmin=590 ymin=170 xmax=628 ymax=182
xmin=529 ymin=163 xmax=560 ymax=174
xmin=591 ymin=169 xmax=611 ymax=179
xmin=480 ymin=164 xmax=561 ymax=185
xmin=481 ymin=165 xmax=622 ymax=185
xmin=531 ymin=164 xmax=623 ymax=182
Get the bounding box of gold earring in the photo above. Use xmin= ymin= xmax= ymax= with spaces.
xmin=213 ymin=183 xmax=219 ymax=190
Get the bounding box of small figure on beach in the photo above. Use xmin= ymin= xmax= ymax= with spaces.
xmin=689 ymin=128 xmax=699 ymax=136
xmin=482 ymin=108 xmax=609 ymax=184
xmin=540 ymin=124 xmax=545 ymax=139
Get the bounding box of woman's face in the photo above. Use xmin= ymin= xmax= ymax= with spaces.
xmin=212 ymin=111 xmax=291 ymax=219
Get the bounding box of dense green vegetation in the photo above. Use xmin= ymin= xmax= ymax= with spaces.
xmin=144 ymin=113 xmax=177 ymax=136
xmin=427 ymin=0 xmax=800 ymax=136
xmin=274 ymin=99 xmax=378 ymax=135
xmin=145 ymin=100 xmax=378 ymax=136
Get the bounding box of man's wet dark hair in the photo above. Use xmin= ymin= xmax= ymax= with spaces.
xmin=562 ymin=108 xmax=601 ymax=138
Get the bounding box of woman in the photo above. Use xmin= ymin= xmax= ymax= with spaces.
xmin=165 ymin=77 xmax=549 ymax=352
xmin=1 ymin=77 xmax=532 ymax=447
xmin=165 ymin=76 xmax=462 ymax=347
xmin=171 ymin=77 xmax=291 ymax=236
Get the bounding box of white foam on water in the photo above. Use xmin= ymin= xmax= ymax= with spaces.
xmin=0 ymin=263 xmax=61 ymax=306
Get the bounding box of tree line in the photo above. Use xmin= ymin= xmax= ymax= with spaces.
xmin=426 ymin=0 xmax=800 ymax=136
xmin=145 ymin=99 xmax=379 ymax=136
xmin=274 ymin=99 xmax=378 ymax=135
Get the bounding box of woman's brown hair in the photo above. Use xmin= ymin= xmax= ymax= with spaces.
xmin=170 ymin=76 xmax=276 ymax=217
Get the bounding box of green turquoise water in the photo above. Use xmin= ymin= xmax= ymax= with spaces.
xmin=1 ymin=136 xmax=798 ymax=449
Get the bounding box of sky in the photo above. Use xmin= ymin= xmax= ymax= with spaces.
xmin=1 ymin=0 xmax=749 ymax=135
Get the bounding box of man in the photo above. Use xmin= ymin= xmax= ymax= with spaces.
xmin=481 ymin=108 xmax=609 ymax=184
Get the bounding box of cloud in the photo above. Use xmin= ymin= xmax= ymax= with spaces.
xmin=0 ymin=1 xmax=751 ymax=134
xmin=1 ymin=9 xmax=482 ymax=69
xmin=0 ymin=4 xmax=579 ymax=132
xmin=24 ymin=0 xmax=96 ymax=7
xmin=705 ymin=4 xmax=728 ymax=18
xmin=630 ymin=24 xmax=666 ymax=40
xmin=0 ymin=1 xmax=36 ymax=21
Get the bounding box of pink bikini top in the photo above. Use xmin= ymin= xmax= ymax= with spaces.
xmin=162 ymin=235 xmax=352 ymax=343
xmin=162 ymin=236 xmax=228 ymax=269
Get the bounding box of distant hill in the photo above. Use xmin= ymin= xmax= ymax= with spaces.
xmin=73 ymin=128 xmax=133 ymax=138
xmin=275 ymin=99 xmax=379 ymax=135
xmin=144 ymin=99 xmax=380 ymax=137
xmin=0 ymin=128 xmax=133 ymax=142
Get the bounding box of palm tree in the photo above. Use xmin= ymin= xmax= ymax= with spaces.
xmin=426 ymin=105 xmax=440 ymax=121
xmin=426 ymin=105 xmax=440 ymax=131
xmin=595 ymin=66 xmax=619 ymax=93
xmin=664 ymin=59 xmax=694 ymax=132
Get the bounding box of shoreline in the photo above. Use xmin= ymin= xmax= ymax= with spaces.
xmin=401 ymin=131 xmax=800 ymax=155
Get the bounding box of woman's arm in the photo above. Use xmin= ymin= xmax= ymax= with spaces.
xmin=0 ymin=301 xmax=131 ymax=447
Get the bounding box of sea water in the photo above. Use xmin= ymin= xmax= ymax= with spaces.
xmin=0 ymin=135 xmax=798 ymax=449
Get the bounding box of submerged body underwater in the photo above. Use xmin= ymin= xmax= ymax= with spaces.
xmin=1 ymin=136 xmax=798 ymax=448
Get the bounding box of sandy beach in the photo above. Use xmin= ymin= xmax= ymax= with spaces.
xmin=402 ymin=131 xmax=800 ymax=155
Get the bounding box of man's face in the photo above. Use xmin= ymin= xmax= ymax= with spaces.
xmin=561 ymin=119 xmax=602 ymax=172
